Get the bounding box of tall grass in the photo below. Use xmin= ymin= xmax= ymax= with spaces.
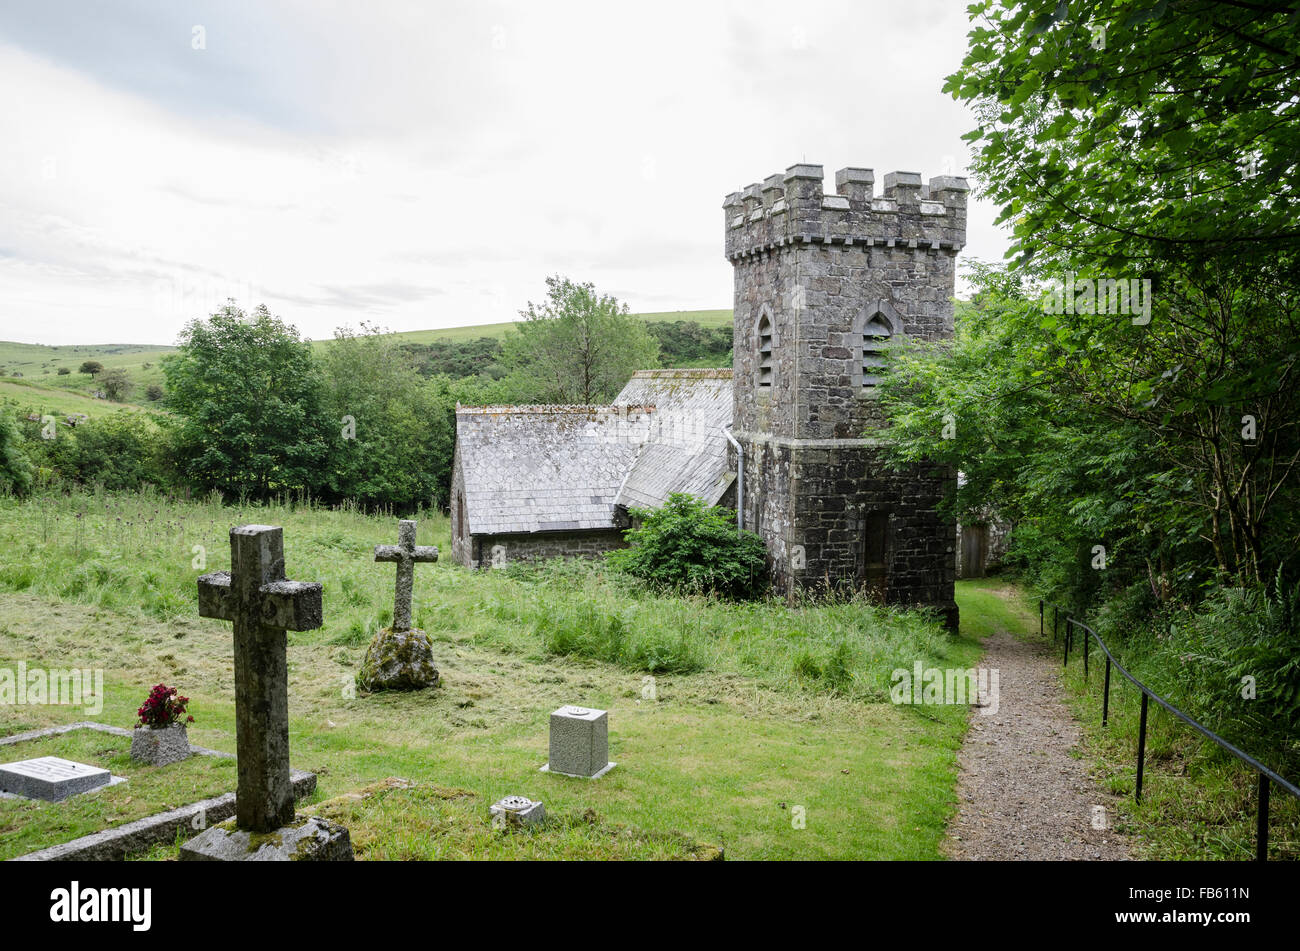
xmin=0 ymin=489 xmax=964 ymax=700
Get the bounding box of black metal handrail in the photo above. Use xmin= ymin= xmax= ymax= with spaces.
xmin=1039 ymin=598 xmax=1299 ymax=862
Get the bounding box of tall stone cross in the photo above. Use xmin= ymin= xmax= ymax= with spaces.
xmin=374 ymin=519 xmax=438 ymax=632
xmin=197 ymin=525 xmax=322 ymax=833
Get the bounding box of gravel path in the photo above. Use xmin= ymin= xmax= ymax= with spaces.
xmin=943 ymin=629 xmax=1133 ymax=860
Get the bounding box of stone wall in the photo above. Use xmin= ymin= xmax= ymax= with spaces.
xmin=450 ymin=442 xmax=470 ymax=566
xmin=460 ymin=529 xmax=626 ymax=569
xmin=735 ymin=437 xmax=958 ymax=625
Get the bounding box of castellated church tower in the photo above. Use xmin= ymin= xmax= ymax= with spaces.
xmin=723 ymin=164 xmax=967 ymax=627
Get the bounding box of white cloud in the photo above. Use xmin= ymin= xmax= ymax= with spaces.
xmin=0 ymin=1 xmax=1008 ymax=345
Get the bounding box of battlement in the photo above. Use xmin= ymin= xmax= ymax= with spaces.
xmin=723 ymin=163 xmax=968 ymax=261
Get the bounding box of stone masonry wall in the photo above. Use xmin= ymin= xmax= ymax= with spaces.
xmin=461 ymin=529 xmax=626 ymax=569
xmin=450 ymin=443 xmax=470 ymax=566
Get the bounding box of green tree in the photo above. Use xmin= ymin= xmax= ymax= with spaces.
xmin=941 ymin=2 xmax=1300 ymax=586
xmin=947 ymin=0 xmax=1300 ymax=271
xmin=99 ymin=368 xmax=133 ymax=402
xmin=880 ymin=262 xmax=1300 ymax=606
xmin=78 ymin=360 xmax=103 ymax=377
xmin=502 ymin=276 xmax=659 ymax=403
xmin=163 ymin=302 xmax=331 ymax=499
xmin=321 ymin=323 xmax=454 ymax=509
xmin=0 ymin=413 xmax=34 ymax=497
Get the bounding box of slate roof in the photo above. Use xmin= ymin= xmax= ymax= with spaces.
xmin=455 ymin=369 xmax=735 ymax=537
xmin=456 ymin=405 xmax=653 ymax=535
xmin=613 ymin=370 xmax=735 ymax=511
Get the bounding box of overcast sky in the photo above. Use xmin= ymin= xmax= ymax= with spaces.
xmin=0 ymin=0 xmax=1010 ymax=346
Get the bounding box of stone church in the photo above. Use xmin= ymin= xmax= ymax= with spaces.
xmin=450 ymin=163 xmax=966 ymax=627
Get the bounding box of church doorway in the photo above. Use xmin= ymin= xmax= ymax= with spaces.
xmin=863 ymin=511 xmax=889 ymax=600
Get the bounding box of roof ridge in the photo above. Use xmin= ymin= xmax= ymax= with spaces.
xmin=630 ymin=368 xmax=733 ymax=379
xmin=456 ymin=403 xmax=655 ymax=415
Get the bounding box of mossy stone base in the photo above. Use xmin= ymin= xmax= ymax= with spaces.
xmin=357 ymin=628 xmax=440 ymax=692
xmin=129 ymin=724 xmax=190 ymax=767
xmin=179 ymin=814 xmax=354 ymax=861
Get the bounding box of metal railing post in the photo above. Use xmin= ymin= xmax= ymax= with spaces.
xmin=1257 ymin=773 xmax=1270 ymax=862
xmin=1083 ymin=629 xmax=1089 ymax=684
xmin=1039 ymin=599 xmax=1044 ymax=638
xmin=1136 ymin=692 xmax=1149 ymax=803
xmin=1102 ymin=656 xmax=1111 ymax=726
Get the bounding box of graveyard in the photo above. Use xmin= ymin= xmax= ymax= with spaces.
xmin=2 ymin=2 xmax=1298 ymax=917
xmin=0 ymin=488 xmax=995 ymax=860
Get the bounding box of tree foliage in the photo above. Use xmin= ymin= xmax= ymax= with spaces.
xmin=321 ymin=323 xmax=454 ymax=509
xmin=162 ymin=303 xmax=331 ymax=499
xmin=502 ymin=276 xmax=660 ymax=403
xmin=47 ymin=412 xmax=173 ymax=492
xmin=0 ymin=414 xmax=33 ymax=497
xmin=948 ymin=0 xmax=1300 ymax=271
xmin=881 ymin=262 xmax=1300 ymax=603
xmin=99 ymin=368 xmax=133 ymax=402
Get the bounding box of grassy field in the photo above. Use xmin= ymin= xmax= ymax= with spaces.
xmin=0 ymin=379 xmax=153 ymax=420
xmin=0 ymin=487 xmax=982 ymax=860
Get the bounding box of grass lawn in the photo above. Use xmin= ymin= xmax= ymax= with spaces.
xmin=0 ymin=488 xmax=989 ymax=860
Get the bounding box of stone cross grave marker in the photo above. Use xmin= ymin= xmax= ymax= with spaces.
xmin=197 ymin=525 xmax=322 ymax=832
xmin=374 ymin=519 xmax=438 ymax=632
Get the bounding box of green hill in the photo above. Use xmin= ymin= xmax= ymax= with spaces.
xmin=0 ymin=379 xmax=151 ymax=419
xmin=312 ymin=308 xmax=733 ymax=348
xmin=0 ymin=309 xmax=734 ymax=399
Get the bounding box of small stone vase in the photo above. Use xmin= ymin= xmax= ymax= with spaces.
xmin=130 ymin=722 xmax=191 ymax=766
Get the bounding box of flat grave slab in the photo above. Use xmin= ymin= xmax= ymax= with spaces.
xmin=0 ymin=756 xmax=113 ymax=802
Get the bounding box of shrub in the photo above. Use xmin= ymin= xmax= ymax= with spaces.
xmin=607 ymin=493 xmax=768 ymax=599
xmin=99 ymin=368 xmax=132 ymax=402
xmin=136 ymin=684 xmax=194 ymax=728
xmin=145 ymin=384 xmax=164 ymax=401
xmin=50 ymin=412 xmax=173 ymax=491
xmin=0 ymin=414 xmax=34 ymax=497
xmin=56 ymin=367 xmax=70 ymax=375
xmin=1098 ymin=574 xmax=1300 ymax=776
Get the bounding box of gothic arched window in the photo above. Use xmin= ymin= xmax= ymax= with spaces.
xmin=757 ymin=310 xmax=774 ymax=387
xmin=861 ymin=313 xmax=893 ymax=387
